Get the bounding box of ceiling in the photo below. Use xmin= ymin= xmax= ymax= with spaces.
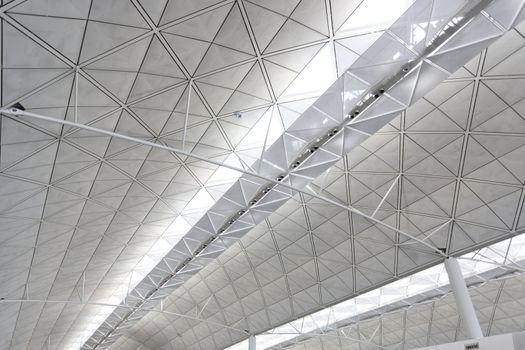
xmin=106 ymin=19 xmax=525 ymax=350
xmin=264 ymin=257 xmax=525 ymax=350
xmin=222 ymin=234 xmax=525 ymax=350
xmin=0 ymin=0 xmax=525 ymax=350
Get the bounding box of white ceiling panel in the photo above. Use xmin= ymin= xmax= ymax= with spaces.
xmin=1 ymin=0 xmax=525 ymax=350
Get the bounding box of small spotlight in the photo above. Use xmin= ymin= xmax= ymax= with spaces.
xmin=10 ymin=102 xmax=25 ymax=111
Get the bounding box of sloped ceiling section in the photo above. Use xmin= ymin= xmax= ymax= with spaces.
xmin=254 ymin=236 xmax=525 ymax=350
xmin=110 ymin=16 xmax=525 ymax=350
xmin=0 ymin=0 xmax=409 ymax=349
xmin=0 ymin=0 xmax=341 ymax=348
xmin=0 ymin=1 xmax=525 ymax=350
xmin=269 ymin=262 xmax=525 ymax=350
xmin=76 ymin=1 xmax=525 ymax=348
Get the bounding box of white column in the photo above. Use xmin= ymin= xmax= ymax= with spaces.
xmin=444 ymin=258 xmax=483 ymax=339
xmin=248 ymin=335 xmax=256 ymax=350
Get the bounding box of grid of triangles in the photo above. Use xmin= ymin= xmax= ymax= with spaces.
xmin=2 ymin=1 xmax=525 ymax=350
xmin=0 ymin=0 xmax=343 ymax=349
xmin=0 ymin=0 xmax=417 ymax=349
xmin=108 ymin=18 xmax=525 ymax=350
xmin=263 ymin=266 xmax=525 ymax=350
xmin=85 ymin=1 xmax=523 ymax=348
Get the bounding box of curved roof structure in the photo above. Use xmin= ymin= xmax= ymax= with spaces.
xmin=0 ymin=0 xmax=525 ymax=349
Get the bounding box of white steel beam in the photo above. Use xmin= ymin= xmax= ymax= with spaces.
xmin=0 ymin=108 xmax=438 ymax=254
xmin=444 ymin=257 xmax=483 ymax=339
xmin=248 ymin=335 xmax=256 ymax=350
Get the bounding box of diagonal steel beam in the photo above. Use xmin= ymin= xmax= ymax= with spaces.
xmin=2 ymin=108 xmax=436 ymax=253
xmin=18 ymin=0 xmax=520 ymax=348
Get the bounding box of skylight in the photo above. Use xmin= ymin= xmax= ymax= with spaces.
xmin=226 ymin=235 xmax=525 ymax=350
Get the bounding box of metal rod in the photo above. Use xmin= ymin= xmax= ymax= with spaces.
xmin=197 ymin=295 xmax=213 ymax=318
xmin=257 ymin=105 xmax=275 ymax=175
xmin=399 ymin=219 xmax=451 ymax=246
xmin=371 ymin=175 xmax=399 ymax=218
xmin=248 ymin=335 xmax=256 ymax=350
xmin=82 ymin=271 xmax=85 ymax=303
xmin=74 ymin=67 xmax=79 ymax=124
xmin=182 ymin=81 xmax=192 ymax=152
xmin=444 ymin=257 xmax=483 ymax=339
xmin=1 ymin=108 xmax=443 ymax=256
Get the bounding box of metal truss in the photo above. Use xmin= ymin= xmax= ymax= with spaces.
xmin=50 ymin=0 xmax=525 ymax=348
xmin=265 ymin=254 xmax=525 ymax=350
xmin=1 ymin=107 xmax=444 ymax=254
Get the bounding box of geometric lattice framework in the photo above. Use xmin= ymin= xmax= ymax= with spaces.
xmin=266 ymin=268 xmax=525 ymax=350
xmin=111 ymin=13 xmax=525 ymax=350
xmin=247 ymin=235 xmax=525 ymax=350
xmin=1 ymin=0 xmax=525 ymax=350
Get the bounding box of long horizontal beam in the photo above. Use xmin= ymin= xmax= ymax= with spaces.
xmin=1 ymin=108 xmax=442 ymax=255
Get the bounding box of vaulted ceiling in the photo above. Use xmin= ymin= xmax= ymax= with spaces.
xmin=1 ymin=0 xmax=525 ymax=350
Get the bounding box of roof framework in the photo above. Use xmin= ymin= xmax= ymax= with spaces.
xmin=0 ymin=0 xmax=525 ymax=350
xmin=247 ymin=235 xmax=525 ymax=350
xmin=112 ymin=10 xmax=525 ymax=350
xmin=266 ymin=268 xmax=525 ymax=350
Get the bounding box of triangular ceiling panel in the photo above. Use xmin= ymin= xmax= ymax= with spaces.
xmin=85 ymin=36 xmax=150 ymax=69
xmin=79 ymin=21 xmax=149 ymax=63
xmin=138 ymin=0 xmax=169 ymax=25
xmin=211 ymin=4 xmax=254 ymax=56
xmin=50 ymin=142 xmax=99 ymax=183
xmin=86 ymin=70 xmax=137 ymax=101
xmin=3 ymin=142 xmax=58 ymax=182
xmin=244 ymin=2 xmax=287 ymax=52
xmin=248 ymin=0 xmax=300 ymax=17
xmin=265 ymin=18 xmax=327 ymax=53
xmin=8 ymin=0 xmax=90 ymax=18
xmin=196 ymin=44 xmax=254 ymax=76
xmin=290 ymin=0 xmax=329 ymax=36
xmin=160 ymin=0 xmax=226 ymax=25
xmin=131 ymin=85 xmax=187 ymax=135
xmin=141 ymin=37 xmax=185 ymax=78
xmin=1 ymin=117 xmax=56 ymax=168
xmin=161 ymin=34 xmax=211 ymax=75
xmin=63 ymin=75 xmax=120 ymax=129
xmin=163 ymin=3 xmax=231 ymax=42
xmin=89 ymin=0 xmax=150 ymax=28
xmin=9 ymin=13 xmax=86 ymax=63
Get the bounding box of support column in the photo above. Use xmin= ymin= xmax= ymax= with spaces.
xmin=248 ymin=335 xmax=256 ymax=350
xmin=444 ymin=258 xmax=483 ymax=339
